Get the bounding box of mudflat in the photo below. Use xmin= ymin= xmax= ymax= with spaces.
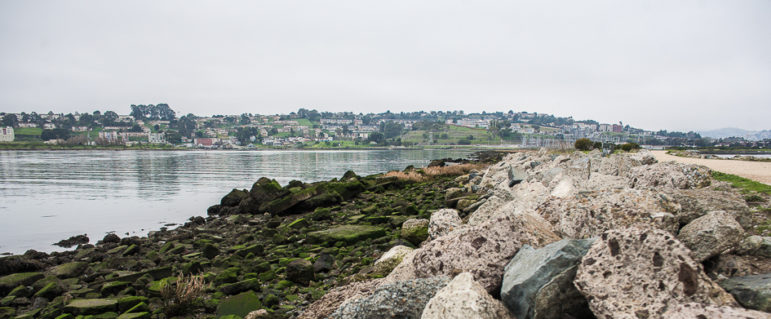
xmin=652 ymin=150 xmax=771 ymax=185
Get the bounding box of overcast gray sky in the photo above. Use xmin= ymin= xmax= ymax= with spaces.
xmin=0 ymin=1 xmax=769 ymax=131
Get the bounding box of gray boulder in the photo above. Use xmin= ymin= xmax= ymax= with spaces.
xmin=500 ymin=238 xmax=595 ymax=319
xmin=719 ymin=273 xmax=771 ymax=312
xmin=677 ymin=210 xmax=744 ymax=262
xmin=330 ymin=276 xmax=449 ymax=319
xmin=508 ymin=166 xmax=527 ymax=187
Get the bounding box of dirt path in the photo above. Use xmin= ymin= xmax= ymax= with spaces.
xmin=651 ymin=150 xmax=771 ymax=185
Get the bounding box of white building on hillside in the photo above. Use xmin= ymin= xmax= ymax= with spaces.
xmin=0 ymin=127 xmax=15 ymax=142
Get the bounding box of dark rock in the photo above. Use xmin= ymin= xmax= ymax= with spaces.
xmin=54 ymin=234 xmax=89 ymax=248
xmin=63 ymin=299 xmax=118 ymax=315
xmin=720 ymin=273 xmax=771 ymax=312
xmin=202 ymin=244 xmax=220 ymax=259
xmin=207 ymin=204 xmax=222 ymax=216
xmin=221 ymin=188 xmax=249 ymax=207
xmin=286 ymin=259 xmax=314 ymax=285
xmin=500 ymin=238 xmax=595 ymax=319
xmin=22 ymin=250 xmax=47 ymax=260
xmin=0 ymin=256 xmax=44 ymax=276
xmin=50 ymin=261 xmax=88 ymax=278
xmin=189 ymin=216 xmax=205 ymax=225
xmin=0 ymin=272 xmax=44 ymax=295
xmin=313 ymin=253 xmax=335 ymax=273
xmin=250 ymin=177 xmax=284 ymax=203
xmin=101 ymin=233 xmax=120 ymax=244
xmin=220 ymin=278 xmax=261 ymax=295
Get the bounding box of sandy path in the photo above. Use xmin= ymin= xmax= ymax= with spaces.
xmin=651 ymin=150 xmax=771 ymax=185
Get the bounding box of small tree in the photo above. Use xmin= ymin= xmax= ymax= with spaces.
xmin=575 ymin=138 xmax=593 ymax=151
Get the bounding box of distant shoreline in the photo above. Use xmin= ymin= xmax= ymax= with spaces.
xmin=0 ymin=144 xmax=522 ymax=152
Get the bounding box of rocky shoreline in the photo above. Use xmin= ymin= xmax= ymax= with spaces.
xmin=1 ymin=149 xmax=770 ymax=319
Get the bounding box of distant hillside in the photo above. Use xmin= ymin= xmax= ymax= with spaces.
xmin=699 ymin=128 xmax=771 ymax=140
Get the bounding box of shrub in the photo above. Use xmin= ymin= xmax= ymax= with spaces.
xmin=457 ymin=139 xmax=471 ymax=145
xmin=620 ymin=142 xmax=641 ymax=152
xmin=593 ymin=141 xmax=603 ymax=150
xmin=161 ymin=273 xmax=207 ymax=316
xmin=574 ymin=138 xmax=593 ymax=151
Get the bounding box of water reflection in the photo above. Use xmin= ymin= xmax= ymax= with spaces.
xmin=0 ymin=149 xmax=473 ymax=254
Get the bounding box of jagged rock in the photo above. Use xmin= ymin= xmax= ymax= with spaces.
xmin=422 ymin=272 xmax=514 ymax=319
xmin=466 ymin=195 xmax=506 ymax=226
xmin=428 ymin=209 xmax=462 ymax=239
xmin=537 ymin=188 xmax=677 ymax=238
xmin=662 ymin=302 xmax=771 ymax=319
xmin=628 ymin=162 xmax=711 ymax=189
xmin=298 ymin=279 xmax=384 ymax=319
xmin=500 ymin=238 xmax=595 ymax=319
xmin=677 ymin=211 xmax=744 ymax=262
xmin=719 ymin=273 xmax=771 ymax=312
xmin=330 ymin=277 xmax=449 ymax=319
xmin=370 ymin=246 xmax=413 ymax=277
xmin=54 ymin=234 xmax=89 ymax=248
xmin=380 ymin=249 xmax=419 ymax=285
xmin=313 ymin=253 xmax=335 ymax=273
xmin=574 ymin=227 xmax=737 ymax=319
xmin=508 ymin=166 xmax=526 ymax=187
xmin=669 ymin=188 xmax=752 ymax=228
xmin=407 ymin=212 xmax=560 ymax=293
xmin=400 ymin=219 xmax=429 ymax=246
xmin=444 ymin=188 xmax=465 ymax=206
xmin=202 ymin=243 xmax=220 ymax=259
xmin=286 ymin=259 xmax=314 ymax=285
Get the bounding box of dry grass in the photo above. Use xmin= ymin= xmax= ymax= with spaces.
xmin=384 ymin=163 xmax=486 ymax=182
xmin=161 ymin=273 xmax=207 ymax=316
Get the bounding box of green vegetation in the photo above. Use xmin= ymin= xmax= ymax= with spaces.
xmin=711 ymin=171 xmax=771 ymax=195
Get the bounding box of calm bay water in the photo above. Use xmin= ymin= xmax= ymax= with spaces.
xmin=0 ymin=149 xmax=475 ymax=254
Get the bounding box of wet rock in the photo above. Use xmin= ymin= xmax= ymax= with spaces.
xmin=202 ymin=243 xmax=220 ymax=259
xmin=677 ymin=210 xmax=744 ymax=262
xmin=216 ymin=291 xmax=263 ymax=318
xmin=63 ymin=298 xmax=118 ymax=315
xmin=628 ymin=162 xmax=711 ymax=189
xmin=0 ymin=272 xmax=44 ymax=295
xmin=422 ymin=272 xmax=514 ymax=319
xmin=0 ymin=256 xmax=44 ymax=277
xmin=400 ymin=219 xmax=429 ymax=246
xmin=407 ymin=212 xmax=560 ymax=293
xmin=101 ymin=233 xmax=120 ymax=244
xmin=313 ymin=253 xmax=335 ymax=273
xmin=662 ymin=302 xmax=771 ymax=319
xmin=330 ymin=276 xmax=449 ymax=319
xmin=307 ymin=225 xmax=386 ymax=244
xmin=50 ymin=261 xmax=88 ymax=278
xmin=298 ymin=279 xmax=384 ymax=319
xmin=221 ymin=189 xmax=249 ymax=207
xmin=500 ymin=238 xmax=595 ymax=319
xmin=54 ymin=234 xmax=89 ymax=248
xmin=286 ymin=259 xmax=314 ymax=285
xmin=574 ymin=227 xmax=737 ymax=319
xmin=719 ymin=273 xmax=771 ymax=312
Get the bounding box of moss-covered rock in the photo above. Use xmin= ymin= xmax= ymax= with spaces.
xmin=220 ymin=278 xmax=261 ymax=295
xmin=101 ymin=281 xmax=130 ymax=296
xmin=49 ymin=262 xmax=88 ymax=279
xmin=0 ymin=272 xmax=43 ymax=295
xmin=286 ymin=259 xmax=314 ymax=286
xmin=216 ymin=291 xmax=263 ymax=318
xmin=307 ymin=225 xmax=386 ymax=244
xmin=34 ymin=282 xmax=62 ymax=299
xmin=400 ymin=218 xmax=429 ymax=246
xmin=63 ymin=299 xmax=118 ymax=315
xmin=116 ymin=312 xmax=150 ymax=319
xmin=116 ymin=296 xmax=148 ymax=312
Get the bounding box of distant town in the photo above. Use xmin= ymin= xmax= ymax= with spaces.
xmin=1 ymin=104 xmax=769 ymax=149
